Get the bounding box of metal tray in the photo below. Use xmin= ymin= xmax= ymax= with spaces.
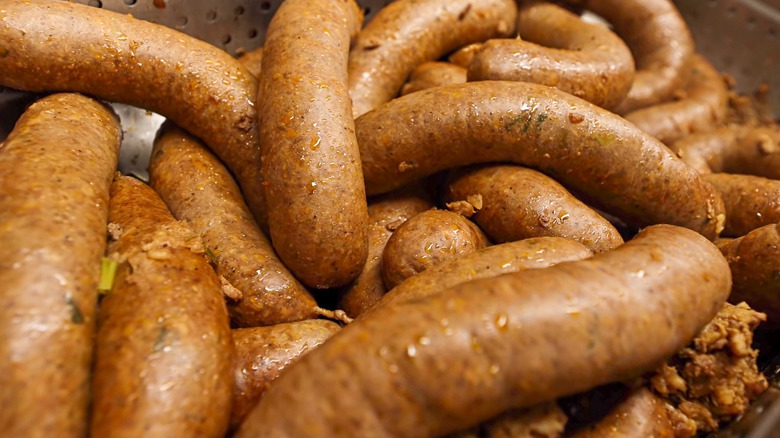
xmin=0 ymin=0 xmax=779 ymax=436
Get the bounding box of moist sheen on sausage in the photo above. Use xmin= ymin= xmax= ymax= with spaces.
xmin=444 ymin=164 xmax=624 ymax=253
xmin=91 ymin=176 xmax=233 ymax=438
xmin=348 ymin=0 xmax=518 ymax=118
xmin=376 ymin=237 xmax=592 ymax=311
xmin=401 ymin=62 xmax=468 ymax=96
xmin=235 ymin=225 xmax=731 ymax=438
xmin=704 ymin=173 xmax=780 ymax=237
xmin=381 ymin=209 xmax=490 ymax=290
xmin=672 ymin=126 xmax=780 ymax=178
xmin=149 ymin=123 xmax=320 ymax=327
xmin=0 ymin=93 xmax=120 ymax=438
xmin=259 ymin=0 xmax=369 ymax=289
xmin=625 ymin=55 xmax=729 ymax=145
xmin=0 ymin=0 xmax=268 ymax=228
xmin=231 ymin=320 xmax=341 ymax=431
xmin=468 ymin=1 xmax=634 ymax=110
xmin=338 ymin=186 xmax=433 ymax=318
xmin=564 ymin=0 xmax=695 ymax=114
xmin=356 ymin=81 xmax=726 ymax=240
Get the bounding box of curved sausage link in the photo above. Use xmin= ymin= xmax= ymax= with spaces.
xmin=259 ymin=0 xmax=369 ymax=288
xmin=0 ymin=0 xmax=268 ymax=227
xmin=625 ymin=55 xmax=729 ymax=145
xmin=348 ymin=0 xmax=518 ymax=118
xmin=235 ymin=225 xmax=730 ymax=438
xmin=0 ymin=93 xmax=120 ymax=438
xmin=355 ymin=81 xmax=726 ymax=239
xmin=468 ymin=0 xmax=634 ymax=110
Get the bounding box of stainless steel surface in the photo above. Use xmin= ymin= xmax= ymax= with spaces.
xmin=0 ymin=0 xmax=779 ymax=435
xmin=676 ymin=0 xmax=780 ymax=113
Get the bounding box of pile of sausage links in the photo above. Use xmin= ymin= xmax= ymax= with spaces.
xmin=1 ymin=0 xmax=778 ymax=437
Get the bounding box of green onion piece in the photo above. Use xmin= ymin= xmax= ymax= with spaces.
xmin=98 ymin=257 xmax=118 ymax=294
xmin=205 ymin=247 xmax=217 ymax=263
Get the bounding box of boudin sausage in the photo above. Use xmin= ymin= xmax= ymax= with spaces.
xmin=348 ymin=0 xmax=518 ymax=118
xmin=624 ymin=55 xmax=729 ymax=145
xmin=355 ymin=82 xmax=726 ymax=240
xmin=563 ymin=0 xmax=695 ymax=114
xmin=338 ymin=186 xmax=433 ymax=318
xmin=381 ymin=209 xmax=490 ymax=290
xmin=0 ymin=93 xmax=120 ymax=438
xmin=376 ymin=237 xmax=592 ymax=311
xmin=443 ymin=165 xmax=624 ymax=253
xmin=0 ymin=0 xmax=268 ymax=228
xmin=259 ymin=0 xmax=369 ymax=289
xmin=235 ymin=225 xmax=730 ymax=438
xmin=401 ymin=62 xmax=467 ymax=96
xmin=230 ymin=320 xmax=341 ymax=430
xmin=704 ymin=173 xmax=780 ymax=237
xmin=468 ymin=0 xmax=634 ymax=110
xmin=149 ymin=123 xmax=320 ymax=326
xmin=91 ymin=176 xmax=233 ymax=437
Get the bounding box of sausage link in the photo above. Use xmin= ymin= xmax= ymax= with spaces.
xmin=443 ymin=165 xmax=624 ymax=253
xmin=564 ymin=0 xmax=694 ymax=114
xmin=401 ymin=62 xmax=467 ymax=96
xmin=260 ymin=0 xmax=368 ymax=289
xmin=381 ymin=209 xmax=490 ymax=290
xmin=231 ymin=320 xmax=341 ymax=431
xmin=91 ymin=176 xmax=233 ymax=437
xmin=468 ymin=1 xmax=634 ymax=110
xmin=0 ymin=0 xmax=268 ymax=228
xmin=672 ymin=126 xmax=780 ymax=178
xmin=149 ymin=123 xmax=320 ymax=326
xmin=719 ymin=224 xmax=780 ymax=328
xmin=570 ymin=388 xmax=675 ymax=438
xmin=704 ymin=173 xmax=780 ymax=237
xmin=376 ymin=237 xmax=592 ymax=311
xmin=625 ymin=55 xmax=729 ymax=145
xmin=0 ymin=93 xmax=120 ymax=438
xmin=235 ymin=225 xmax=731 ymax=438
xmin=338 ymin=187 xmax=433 ymax=318
xmin=356 ymin=81 xmax=726 ymax=240
xmin=239 ymin=47 xmax=263 ymax=78
xmin=449 ymin=43 xmax=484 ymax=68
xmin=348 ymin=0 xmax=518 ymax=118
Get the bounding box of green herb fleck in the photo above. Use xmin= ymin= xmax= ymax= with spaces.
xmin=535 ymin=113 xmax=548 ymax=131
xmin=98 ymin=257 xmax=118 ymax=294
xmin=205 ymin=247 xmax=217 ymax=263
xmin=66 ymin=294 xmax=84 ymax=324
xmin=153 ymin=326 xmax=169 ymax=352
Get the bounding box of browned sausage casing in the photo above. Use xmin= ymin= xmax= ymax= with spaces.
xmin=0 ymin=93 xmax=120 ymax=438
xmin=235 ymin=225 xmax=730 ymax=438
xmin=239 ymin=47 xmax=263 ymax=78
xmin=376 ymin=237 xmax=592 ymax=311
xmin=444 ymin=165 xmax=624 ymax=253
xmin=381 ymin=209 xmax=490 ymax=290
xmin=91 ymin=176 xmax=233 ymax=438
xmin=338 ymin=187 xmax=433 ymax=318
xmin=231 ymin=320 xmax=341 ymax=431
xmin=705 ymin=173 xmax=780 ymax=237
xmin=672 ymin=126 xmax=780 ymax=178
xmin=565 ymin=0 xmax=694 ymax=114
xmin=356 ymin=82 xmax=726 ymax=240
xmin=348 ymin=0 xmax=518 ymax=118
xmin=401 ymin=62 xmax=468 ymax=96
xmin=149 ymin=123 xmax=319 ymax=327
xmin=625 ymin=55 xmax=729 ymax=145
xmin=0 ymin=0 xmax=268 ymax=228
xmin=260 ymin=0 xmax=368 ymax=289
xmin=570 ymin=388 xmax=675 ymax=438
xmin=719 ymin=224 xmax=780 ymax=328
xmin=468 ymin=1 xmax=634 ymax=111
